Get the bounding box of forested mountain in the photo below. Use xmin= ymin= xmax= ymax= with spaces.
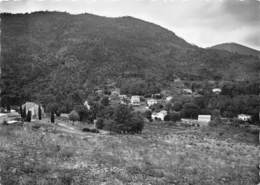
xmin=1 ymin=11 xmax=260 ymax=106
xmin=210 ymin=43 xmax=260 ymax=58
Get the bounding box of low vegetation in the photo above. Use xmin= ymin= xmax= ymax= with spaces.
xmin=0 ymin=120 xmax=258 ymax=185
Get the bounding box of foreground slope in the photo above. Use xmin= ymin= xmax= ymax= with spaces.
xmin=1 ymin=11 xmax=260 ymax=105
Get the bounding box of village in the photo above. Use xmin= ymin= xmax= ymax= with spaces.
xmin=0 ymin=83 xmax=259 ymax=184
xmin=0 ymin=82 xmax=259 ymax=132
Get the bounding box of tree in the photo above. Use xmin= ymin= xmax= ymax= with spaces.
xmin=69 ymin=110 xmax=80 ymax=123
xmin=19 ymin=105 xmax=23 ymax=117
xmin=38 ymin=105 xmax=42 ymax=120
xmin=22 ymin=107 xmax=26 ymax=121
xmin=101 ymin=96 xmax=110 ymax=106
xmin=181 ymin=103 xmax=199 ymax=119
xmin=51 ymin=112 xmax=55 ymax=123
xmin=46 ymin=103 xmax=59 ymax=115
xmin=74 ymin=105 xmax=89 ymax=121
xmin=102 ymin=104 xmax=144 ymax=134
xmin=26 ymin=111 xmax=31 ymax=122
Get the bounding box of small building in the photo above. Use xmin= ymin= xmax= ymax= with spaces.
xmin=147 ymin=99 xmax=158 ymax=107
xmin=183 ymin=89 xmax=192 ymax=94
xmin=84 ymin=100 xmax=91 ymax=110
xmin=119 ymin=94 xmax=128 ymax=100
xmin=212 ymin=88 xmax=222 ymax=94
xmin=111 ymin=88 xmax=120 ymax=96
xmin=22 ymin=102 xmax=44 ymax=120
xmin=95 ymin=89 xmax=103 ymax=96
xmin=198 ymin=115 xmax=211 ymax=127
xmin=152 ymin=93 xmax=162 ymax=99
xmin=0 ymin=113 xmax=8 ymax=124
xmin=166 ymin=96 xmax=173 ymax=102
xmin=152 ymin=110 xmax=167 ymax=121
xmin=131 ymin=96 xmax=141 ymax=106
xmin=238 ymin=114 xmax=252 ymax=121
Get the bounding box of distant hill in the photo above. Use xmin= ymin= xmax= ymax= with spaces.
xmin=1 ymin=11 xmax=260 ymax=106
xmin=210 ymin=43 xmax=260 ymax=57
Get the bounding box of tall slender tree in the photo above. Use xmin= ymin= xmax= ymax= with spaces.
xmin=38 ymin=105 xmax=42 ymax=120
xmin=51 ymin=112 xmax=55 ymax=123
xmin=22 ymin=107 xmax=27 ymax=121
xmin=26 ymin=111 xmax=31 ymax=122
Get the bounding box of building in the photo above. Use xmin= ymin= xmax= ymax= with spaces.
xmin=152 ymin=110 xmax=167 ymax=121
xmin=212 ymin=88 xmax=222 ymax=94
xmin=152 ymin=93 xmax=162 ymax=99
xmin=198 ymin=115 xmax=211 ymax=127
xmin=147 ymin=99 xmax=158 ymax=107
xmin=84 ymin=100 xmax=91 ymax=110
xmin=166 ymin=96 xmax=173 ymax=102
xmin=22 ymin=102 xmax=44 ymax=120
xmin=131 ymin=96 xmax=141 ymax=106
xmin=111 ymin=88 xmax=120 ymax=96
xmin=183 ymin=89 xmax=192 ymax=94
xmin=238 ymin=114 xmax=252 ymax=121
xmin=0 ymin=113 xmax=8 ymax=124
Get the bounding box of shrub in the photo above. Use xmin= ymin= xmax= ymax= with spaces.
xmin=69 ymin=110 xmax=80 ymax=122
xmin=181 ymin=103 xmax=199 ymax=119
xmin=164 ymin=112 xmax=181 ymax=122
xmin=143 ymin=110 xmax=152 ymax=121
xmin=100 ymin=96 xmax=110 ymax=106
xmin=95 ymin=118 xmax=104 ymax=129
xmin=103 ymin=105 xmax=144 ymax=134
xmin=74 ymin=105 xmax=89 ymax=121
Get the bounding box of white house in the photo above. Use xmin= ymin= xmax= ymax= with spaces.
xmin=131 ymin=96 xmax=141 ymax=106
xmin=238 ymin=114 xmax=252 ymax=121
xmin=212 ymin=88 xmax=222 ymax=94
xmin=152 ymin=110 xmax=167 ymax=121
xmin=22 ymin=102 xmax=44 ymax=120
xmin=183 ymin=89 xmax=192 ymax=94
xmin=166 ymin=96 xmax=173 ymax=102
xmin=0 ymin=113 xmax=8 ymax=124
xmin=84 ymin=100 xmax=91 ymax=110
xmin=198 ymin=115 xmax=211 ymax=127
xmin=147 ymin=99 xmax=158 ymax=107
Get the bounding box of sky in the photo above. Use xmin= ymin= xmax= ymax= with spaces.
xmin=1 ymin=0 xmax=260 ymax=50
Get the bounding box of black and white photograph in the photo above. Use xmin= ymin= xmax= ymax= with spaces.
xmin=0 ymin=0 xmax=259 ymax=184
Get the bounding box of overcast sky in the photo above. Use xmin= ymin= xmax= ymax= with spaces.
xmin=1 ymin=0 xmax=260 ymax=50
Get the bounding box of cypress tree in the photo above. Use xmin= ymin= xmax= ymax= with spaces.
xmin=51 ymin=112 xmax=55 ymax=123
xmin=22 ymin=107 xmax=27 ymax=121
xmin=38 ymin=105 xmax=42 ymax=120
xmin=26 ymin=111 xmax=31 ymax=122
xmin=19 ymin=105 xmax=23 ymax=117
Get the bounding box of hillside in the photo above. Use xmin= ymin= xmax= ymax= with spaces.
xmin=1 ymin=11 xmax=260 ymax=106
xmin=210 ymin=43 xmax=260 ymax=57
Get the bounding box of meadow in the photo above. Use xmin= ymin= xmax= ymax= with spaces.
xmin=0 ymin=119 xmax=258 ymax=185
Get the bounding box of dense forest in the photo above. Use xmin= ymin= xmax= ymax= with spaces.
xmin=1 ymin=11 xmax=260 ymax=108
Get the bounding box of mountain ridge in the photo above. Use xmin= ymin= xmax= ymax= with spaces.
xmin=1 ymin=11 xmax=260 ymax=106
xmin=210 ymin=42 xmax=260 ymax=57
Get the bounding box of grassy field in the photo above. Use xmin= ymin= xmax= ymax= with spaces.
xmin=0 ymin=119 xmax=258 ymax=185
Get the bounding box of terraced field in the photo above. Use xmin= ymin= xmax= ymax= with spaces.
xmin=0 ymin=120 xmax=258 ymax=185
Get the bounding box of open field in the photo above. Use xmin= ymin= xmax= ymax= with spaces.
xmin=0 ymin=120 xmax=259 ymax=185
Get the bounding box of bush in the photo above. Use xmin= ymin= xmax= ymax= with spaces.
xmin=164 ymin=112 xmax=181 ymax=122
xmin=181 ymin=103 xmax=199 ymax=119
xmin=95 ymin=118 xmax=104 ymax=129
xmin=100 ymin=96 xmax=110 ymax=106
xmin=69 ymin=110 xmax=80 ymax=122
xmin=143 ymin=110 xmax=152 ymax=121
xmin=74 ymin=105 xmax=89 ymax=121
xmin=103 ymin=105 xmax=144 ymax=134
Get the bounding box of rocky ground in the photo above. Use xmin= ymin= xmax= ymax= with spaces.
xmin=0 ymin=119 xmax=258 ymax=185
